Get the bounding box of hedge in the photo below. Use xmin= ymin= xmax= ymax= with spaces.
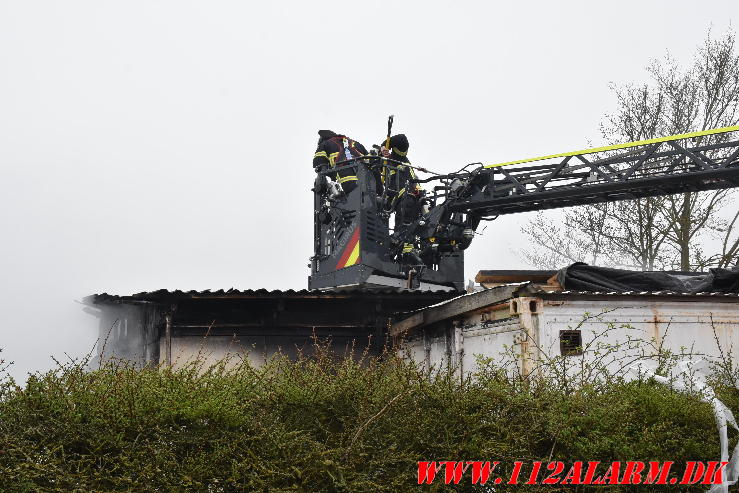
xmin=0 ymin=345 xmax=735 ymax=492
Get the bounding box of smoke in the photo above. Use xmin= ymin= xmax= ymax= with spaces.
xmin=0 ymin=288 xmax=99 ymax=384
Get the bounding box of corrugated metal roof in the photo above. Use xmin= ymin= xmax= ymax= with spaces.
xmin=87 ymin=288 xmax=456 ymax=305
xmin=87 ymin=283 xmax=739 ymax=307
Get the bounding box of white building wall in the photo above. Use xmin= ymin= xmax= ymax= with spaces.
xmin=402 ymin=317 xmax=525 ymax=376
xmin=539 ymin=299 xmax=739 ymax=371
xmin=460 ymin=319 xmax=521 ymax=376
xmin=400 ymin=296 xmax=739 ymax=378
xmin=405 ymin=331 xmax=442 ymax=372
xmin=162 ymin=333 xmax=375 ymax=370
xmin=163 ymin=335 xmax=269 ymax=369
xmin=402 ymin=336 xmax=428 ymax=369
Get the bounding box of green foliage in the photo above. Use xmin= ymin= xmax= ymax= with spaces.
xmin=0 ymin=346 xmax=730 ymax=492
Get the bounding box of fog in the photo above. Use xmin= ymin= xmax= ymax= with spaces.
xmin=0 ymin=0 xmax=736 ymax=381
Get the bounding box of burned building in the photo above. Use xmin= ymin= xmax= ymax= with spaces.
xmin=84 ymin=289 xmax=455 ymax=368
xmin=85 ymin=264 xmax=739 ymax=373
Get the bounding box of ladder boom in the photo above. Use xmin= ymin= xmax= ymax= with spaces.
xmin=309 ymin=129 xmax=739 ymax=292
xmin=451 ymin=138 xmax=739 ymax=216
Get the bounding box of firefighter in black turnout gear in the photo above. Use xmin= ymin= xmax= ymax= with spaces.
xmin=313 ymin=130 xmax=367 ymax=194
xmin=381 ymin=134 xmax=425 ymax=266
xmin=382 ymin=134 xmax=423 ymax=229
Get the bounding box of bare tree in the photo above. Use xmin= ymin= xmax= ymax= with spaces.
xmin=522 ymin=29 xmax=739 ymax=271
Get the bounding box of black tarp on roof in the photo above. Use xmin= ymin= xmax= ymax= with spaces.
xmin=557 ymin=262 xmax=739 ymax=294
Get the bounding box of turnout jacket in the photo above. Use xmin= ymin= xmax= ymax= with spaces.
xmin=385 ymin=152 xmax=421 ymax=205
xmin=313 ymin=135 xmax=367 ymax=187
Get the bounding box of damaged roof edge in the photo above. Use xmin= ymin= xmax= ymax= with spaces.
xmin=390 ymin=284 xmax=522 ymax=337
xmin=475 ymin=270 xmax=557 ymax=284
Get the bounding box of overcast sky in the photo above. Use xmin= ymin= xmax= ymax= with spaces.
xmin=1 ymin=0 xmax=737 ymax=380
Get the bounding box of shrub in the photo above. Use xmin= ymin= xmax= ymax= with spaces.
xmin=0 ymin=345 xmax=731 ymax=492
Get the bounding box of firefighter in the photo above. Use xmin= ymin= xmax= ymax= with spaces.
xmin=381 ymin=134 xmax=423 ymax=228
xmin=312 ymin=130 xmax=367 ymax=194
xmin=380 ymin=134 xmax=425 ymax=265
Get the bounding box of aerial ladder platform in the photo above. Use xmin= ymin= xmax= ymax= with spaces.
xmin=309 ymin=126 xmax=739 ymax=292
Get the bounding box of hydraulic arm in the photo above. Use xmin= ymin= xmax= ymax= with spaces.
xmin=309 ymin=127 xmax=739 ymax=292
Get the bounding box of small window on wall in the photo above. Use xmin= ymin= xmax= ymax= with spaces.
xmin=559 ymin=330 xmax=583 ymax=356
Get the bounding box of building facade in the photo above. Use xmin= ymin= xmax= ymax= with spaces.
xmin=392 ymin=283 xmax=739 ymax=378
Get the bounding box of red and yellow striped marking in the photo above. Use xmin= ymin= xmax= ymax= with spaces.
xmin=336 ymin=228 xmax=360 ymax=269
